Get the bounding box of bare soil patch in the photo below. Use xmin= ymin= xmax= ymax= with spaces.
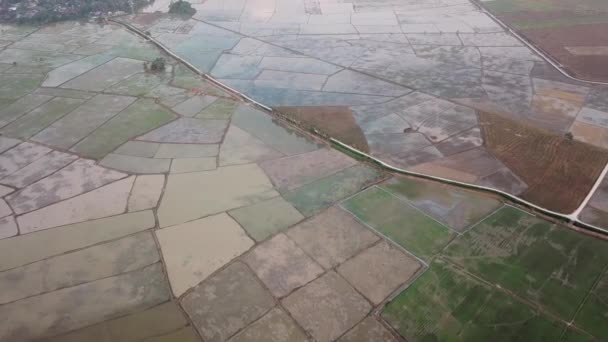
xmin=521 ymin=24 xmax=608 ymax=82
xmin=274 ymin=106 xmax=369 ymax=153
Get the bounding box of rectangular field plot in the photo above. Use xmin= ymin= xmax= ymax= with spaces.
xmin=341 ymin=186 xmax=455 ymax=261
xmin=442 ymin=206 xmax=608 ymax=322
xmin=382 ymin=259 xmax=592 ymax=342
xmin=574 ymin=269 xmax=608 ymax=339
xmin=380 ymin=177 xmax=501 ymax=232
xmin=284 ymin=164 xmax=383 ymax=217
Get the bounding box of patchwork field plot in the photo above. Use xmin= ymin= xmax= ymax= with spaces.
xmin=580 ymin=175 xmax=608 ymax=228
xmin=3 ymin=2 xmax=608 ymax=340
xmin=121 ymin=3 xmax=608 ymax=230
xmin=575 ymin=269 xmax=608 ymax=338
xmin=367 ymin=179 xmax=608 ymax=340
xmin=382 ymin=259 xmax=592 ymax=342
xmin=480 ymin=111 xmax=608 ymax=213
xmin=342 ymin=186 xmax=455 ymax=261
xmin=380 ymin=177 xmax=501 ymax=232
xmin=443 ymin=206 xmax=608 ymax=321
xmin=481 ymin=0 xmax=608 ymax=82
xmin=284 ymin=164 xmax=384 ymax=217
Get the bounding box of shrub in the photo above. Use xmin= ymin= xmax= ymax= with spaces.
xmin=150 ymin=57 xmax=166 ymax=72
xmin=168 ymin=0 xmax=196 ymax=16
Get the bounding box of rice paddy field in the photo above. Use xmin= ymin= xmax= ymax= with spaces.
xmin=343 ymin=177 xmax=608 ymax=341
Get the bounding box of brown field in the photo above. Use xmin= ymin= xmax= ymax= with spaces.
xmin=481 ymin=0 xmax=608 ymax=82
xmin=274 ymin=106 xmax=370 ymax=153
xmin=479 ymin=111 xmax=608 ymax=213
xmin=521 ymin=24 xmax=608 ymax=82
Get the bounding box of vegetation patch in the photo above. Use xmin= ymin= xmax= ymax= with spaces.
xmin=574 ymin=269 xmax=608 ymax=338
xmin=171 ymin=64 xmax=230 ymax=97
xmin=382 ymin=259 xmax=587 ymax=342
xmin=168 ymin=0 xmax=196 ymax=16
xmin=354 ymin=174 xmax=608 ymax=340
xmin=0 ymin=73 xmax=43 ymax=100
xmin=0 ymin=0 xmax=153 ymax=24
xmin=442 ymin=205 xmax=608 ymax=322
xmin=380 ymin=177 xmax=501 ymax=232
xmin=341 ymin=186 xmax=455 ymax=261
xmin=149 ymin=57 xmax=166 ymax=72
